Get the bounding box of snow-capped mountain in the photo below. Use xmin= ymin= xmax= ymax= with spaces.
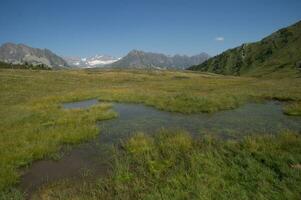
xmin=64 ymin=54 xmax=121 ymax=68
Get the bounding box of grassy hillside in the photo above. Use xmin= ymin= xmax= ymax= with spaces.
xmin=0 ymin=69 xmax=301 ymax=198
xmin=189 ymin=21 xmax=301 ymax=77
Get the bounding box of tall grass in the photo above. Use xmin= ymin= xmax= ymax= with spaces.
xmin=33 ymin=131 xmax=301 ymax=200
xmin=0 ymin=68 xmax=300 ymax=197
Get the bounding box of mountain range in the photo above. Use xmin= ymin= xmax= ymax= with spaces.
xmin=109 ymin=50 xmax=210 ymax=69
xmin=63 ymin=55 xmax=121 ymax=68
xmin=4 ymin=20 xmax=300 ymax=74
xmin=0 ymin=43 xmax=209 ymax=70
xmin=0 ymin=43 xmax=69 ymax=68
xmin=188 ymin=20 xmax=301 ymax=76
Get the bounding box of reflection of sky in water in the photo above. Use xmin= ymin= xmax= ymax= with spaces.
xmin=98 ymin=101 xmax=301 ymax=142
xmin=61 ymin=99 xmax=301 ymax=142
xmin=22 ymin=100 xmax=301 ymax=194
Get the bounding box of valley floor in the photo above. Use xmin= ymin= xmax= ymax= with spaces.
xmin=0 ymin=69 xmax=301 ymax=199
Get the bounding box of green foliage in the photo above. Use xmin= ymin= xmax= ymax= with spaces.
xmin=283 ymin=101 xmax=301 ymax=116
xmin=33 ymin=131 xmax=301 ymax=200
xmin=0 ymin=188 xmax=24 ymax=200
xmin=189 ymin=20 xmax=301 ymax=77
xmin=0 ymin=69 xmax=301 ymax=197
xmin=105 ymin=131 xmax=301 ymax=200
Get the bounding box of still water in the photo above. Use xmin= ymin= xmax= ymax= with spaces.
xmin=21 ymin=99 xmax=301 ymax=194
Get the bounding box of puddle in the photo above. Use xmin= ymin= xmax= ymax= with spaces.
xmin=21 ymin=99 xmax=301 ymax=196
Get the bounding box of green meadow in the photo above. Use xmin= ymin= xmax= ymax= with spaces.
xmin=31 ymin=130 xmax=301 ymax=200
xmin=0 ymin=68 xmax=301 ymax=199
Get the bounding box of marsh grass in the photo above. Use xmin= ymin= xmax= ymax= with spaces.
xmin=283 ymin=101 xmax=301 ymax=116
xmin=0 ymin=68 xmax=301 ymax=197
xmin=0 ymin=95 xmax=116 ymax=191
xmin=32 ymin=131 xmax=301 ymax=200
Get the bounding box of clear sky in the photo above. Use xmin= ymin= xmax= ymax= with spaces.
xmin=0 ymin=0 xmax=300 ymax=57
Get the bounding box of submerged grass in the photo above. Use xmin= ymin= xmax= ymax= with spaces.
xmin=0 ymin=68 xmax=300 ymax=197
xmin=32 ymin=130 xmax=301 ymax=200
xmin=0 ymin=101 xmax=117 ymax=190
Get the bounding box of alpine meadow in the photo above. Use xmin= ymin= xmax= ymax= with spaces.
xmin=0 ymin=1 xmax=301 ymax=199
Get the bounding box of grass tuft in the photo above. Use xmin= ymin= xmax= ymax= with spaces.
xmin=33 ymin=131 xmax=301 ymax=200
xmin=283 ymin=101 xmax=301 ymax=116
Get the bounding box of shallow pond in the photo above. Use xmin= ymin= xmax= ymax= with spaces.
xmin=21 ymin=99 xmax=301 ymax=195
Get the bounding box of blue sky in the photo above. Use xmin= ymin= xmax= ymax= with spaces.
xmin=0 ymin=0 xmax=300 ymax=57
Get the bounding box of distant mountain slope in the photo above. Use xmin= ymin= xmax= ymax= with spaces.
xmin=0 ymin=43 xmax=69 ymax=68
xmin=110 ymin=50 xmax=210 ymax=69
xmin=0 ymin=61 xmax=51 ymax=70
xmin=188 ymin=20 xmax=301 ymax=76
xmin=64 ymin=55 xmax=121 ymax=68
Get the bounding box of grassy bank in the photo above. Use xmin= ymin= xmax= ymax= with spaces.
xmin=0 ymin=68 xmax=301 ymax=197
xmin=32 ymin=130 xmax=301 ymax=200
xmin=283 ymin=101 xmax=301 ymax=116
